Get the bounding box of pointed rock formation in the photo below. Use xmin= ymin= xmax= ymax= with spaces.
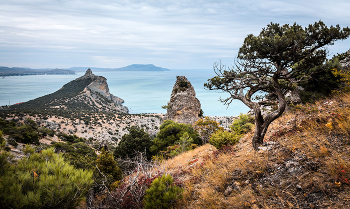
xmin=166 ymin=76 xmax=201 ymax=124
xmin=84 ymin=68 xmax=93 ymax=76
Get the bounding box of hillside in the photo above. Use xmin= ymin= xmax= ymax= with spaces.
xmin=8 ymin=69 xmax=128 ymax=113
xmin=89 ymin=93 xmax=350 ymax=208
xmin=168 ymin=93 xmax=350 ymax=208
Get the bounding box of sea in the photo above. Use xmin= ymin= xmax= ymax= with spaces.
xmin=0 ymin=69 xmax=249 ymax=116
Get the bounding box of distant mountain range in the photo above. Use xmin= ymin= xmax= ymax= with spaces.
xmin=0 ymin=67 xmax=75 ymax=76
xmin=69 ymin=64 xmax=170 ymax=72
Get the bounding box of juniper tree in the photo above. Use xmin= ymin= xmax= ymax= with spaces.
xmin=205 ymin=21 xmax=350 ymax=150
xmin=114 ymin=126 xmax=154 ymax=160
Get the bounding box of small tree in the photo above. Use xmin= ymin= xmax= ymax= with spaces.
xmin=95 ymin=147 xmax=122 ymax=190
xmin=144 ymin=174 xmax=183 ymax=209
xmin=205 ymin=21 xmax=350 ymax=149
xmin=114 ymin=126 xmax=153 ymax=160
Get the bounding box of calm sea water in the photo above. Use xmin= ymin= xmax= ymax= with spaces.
xmin=0 ymin=69 xmax=249 ymax=116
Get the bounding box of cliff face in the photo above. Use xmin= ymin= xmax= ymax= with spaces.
xmin=12 ymin=69 xmax=128 ymax=113
xmin=166 ymin=76 xmax=201 ymax=124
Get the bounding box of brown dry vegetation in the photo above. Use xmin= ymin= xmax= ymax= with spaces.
xmin=155 ymin=93 xmax=350 ymax=209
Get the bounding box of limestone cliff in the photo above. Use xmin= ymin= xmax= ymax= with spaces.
xmin=11 ymin=69 xmax=128 ymax=113
xmin=166 ymin=76 xmax=201 ymax=124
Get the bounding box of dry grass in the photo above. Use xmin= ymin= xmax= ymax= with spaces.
xmin=163 ymin=93 xmax=350 ymax=209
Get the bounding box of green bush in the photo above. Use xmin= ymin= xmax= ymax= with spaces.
xmin=114 ymin=126 xmax=154 ymax=160
xmin=0 ymin=118 xmax=39 ymax=144
xmin=209 ymin=131 xmax=240 ymax=149
xmin=95 ymin=147 xmax=122 ymax=191
xmin=0 ymin=147 xmax=93 ymax=208
xmin=150 ymin=120 xmax=202 ymax=154
xmin=53 ymin=142 xmax=97 ymax=170
xmin=144 ymin=174 xmax=183 ymax=209
xmin=229 ymin=113 xmax=254 ymax=135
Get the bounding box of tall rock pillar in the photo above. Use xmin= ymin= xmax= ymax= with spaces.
xmin=166 ymin=76 xmax=201 ymax=124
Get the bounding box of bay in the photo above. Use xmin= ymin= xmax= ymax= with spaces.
xmin=0 ymin=69 xmax=249 ymax=116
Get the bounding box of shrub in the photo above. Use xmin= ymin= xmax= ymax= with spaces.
xmin=162 ymin=132 xmax=194 ymax=158
xmin=150 ymin=120 xmax=202 ymax=154
xmin=0 ymin=147 xmax=93 ymax=208
xmin=144 ymin=174 xmax=183 ymax=209
xmin=53 ymin=142 xmax=97 ymax=170
xmin=114 ymin=126 xmax=154 ymax=160
xmin=229 ymin=113 xmax=254 ymax=135
xmin=193 ymin=117 xmax=224 ymax=144
xmin=209 ymin=131 xmax=239 ymax=149
xmin=95 ymin=147 xmax=122 ymax=191
xmin=7 ymin=139 xmax=18 ymax=147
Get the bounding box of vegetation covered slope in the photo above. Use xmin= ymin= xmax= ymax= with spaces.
xmin=169 ymin=93 xmax=350 ymax=208
xmin=8 ymin=71 xmax=128 ymax=113
xmin=85 ymin=93 xmax=350 ymax=209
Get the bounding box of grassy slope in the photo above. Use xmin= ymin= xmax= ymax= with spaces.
xmin=157 ymin=93 xmax=350 ymax=209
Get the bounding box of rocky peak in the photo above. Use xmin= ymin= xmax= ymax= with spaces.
xmin=84 ymin=68 xmax=93 ymax=76
xmin=166 ymin=76 xmax=201 ymax=124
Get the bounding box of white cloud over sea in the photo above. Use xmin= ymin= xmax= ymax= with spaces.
xmin=1 ymin=0 xmax=350 ymax=69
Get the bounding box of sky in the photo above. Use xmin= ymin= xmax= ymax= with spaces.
xmin=1 ymin=0 xmax=350 ymax=69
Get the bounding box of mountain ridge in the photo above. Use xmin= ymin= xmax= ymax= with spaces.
xmin=69 ymin=64 xmax=170 ymax=72
xmin=9 ymin=69 xmax=128 ymax=113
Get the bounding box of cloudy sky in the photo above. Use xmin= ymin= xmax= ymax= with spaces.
xmin=1 ymin=0 xmax=350 ymax=69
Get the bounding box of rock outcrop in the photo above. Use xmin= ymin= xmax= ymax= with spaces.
xmin=166 ymin=76 xmax=201 ymax=124
xmin=340 ymin=49 xmax=350 ymax=70
xmin=11 ymin=69 xmax=128 ymax=113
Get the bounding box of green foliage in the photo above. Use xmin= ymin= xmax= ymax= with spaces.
xmin=299 ymin=58 xmax=343 ymax=102
xmin=161 ymin=104 xmax=172 ymax=109
xmin=7 ymin=139 xmax=18 ymax=147
xmin=230 ymin=113 xmax=254 ymax=135
xmin=38 ymin=127 xmax=55 ymax=137
xmin=209 ymin=131 xmax=240 ymax=149
xmin=150 ymin=120 xmax=202 ymax=154
xmin=0 ymin=130 xmax=4 ymax=145
xmin=193 ymin=117 xmax=224 ymax=144
xmin=178 ymin=80 xmax=189 ymax=91
xmin=23 ymin=144 xmax=35 ymax=155
xmin=198 ymin=109 xmax=204 ymax=117
xmin=0 ymin=118 xmax=39 ymax=144
xmin=210 ymin=114 xmax=253 ymax=149
xmin=144 ymin=174 xmax=183 ymax=209
xmin=95 ymin=147 xmax=122 ymax=190
xmin=114 ymin=126 xmax=154 ymax=160
xmin=57 ymin=132 xmax=86 ymax=143
xmin=204 ymin=21 xmax=350 ymax=148
xmin=166 ymin=132 xmax=194 ymax=158
xmin=0 ymin=147 xmax=93 ymax=208
xmin=53 ymin=142 xmax=97 ymax=170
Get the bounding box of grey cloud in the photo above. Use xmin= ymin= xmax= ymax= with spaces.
xmin=0 ymin=0 xmax=350 ymax=69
